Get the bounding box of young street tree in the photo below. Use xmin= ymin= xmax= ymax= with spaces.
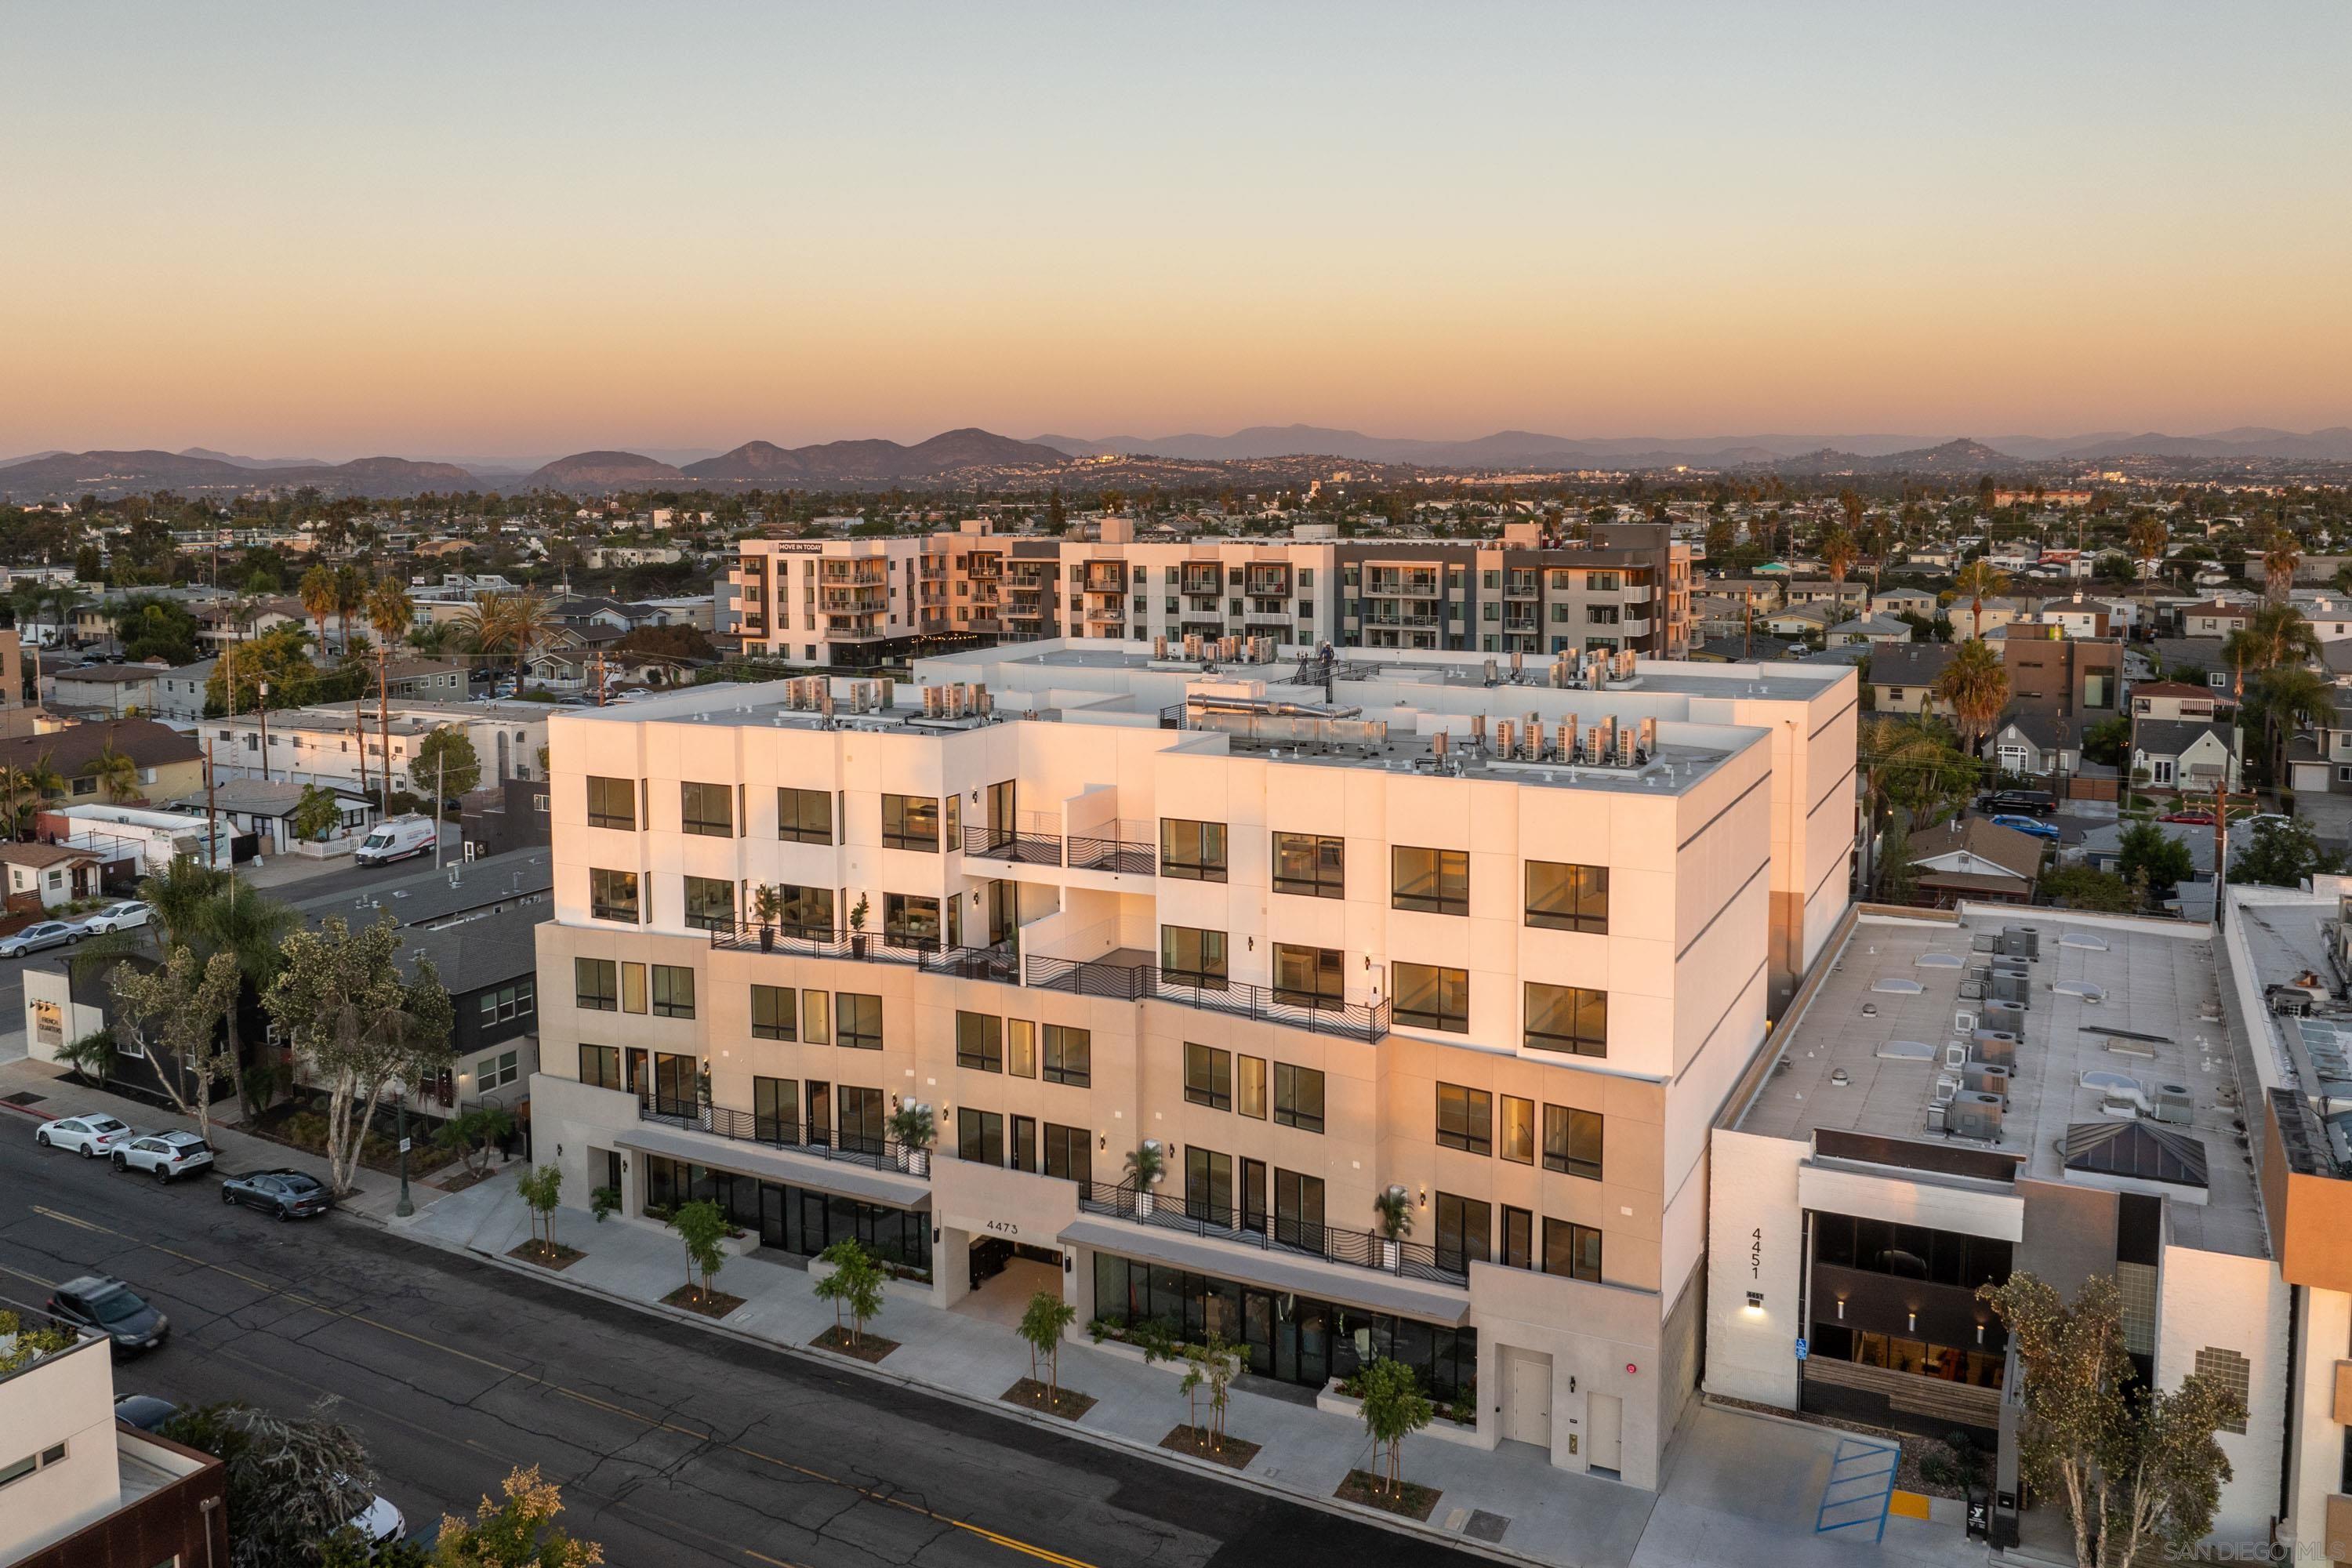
xmin=1356 ymin=1356 xmax=1434 ymax=1499
xmin=108 ymin=946 xmax=241 ymax=1143
xmin=814 ymin=1238 xmax=886 ymax=1348
xmin=1980 ymin=1272 xmax=2243 ymax=1568
xmin=1018 ymin=1287 xmax=1078 ymax=1406
xmin=518 ymin=1162 xmax=564 ymax=1259
xmin=669 ymin=1197 xmax=729 ymax=1302
xmin=264 ymin=915 xmax=455 ymax=1196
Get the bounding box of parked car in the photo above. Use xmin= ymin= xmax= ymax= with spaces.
xmin=348 ymin=1491 xmax=408 ymax=1548
xmin=2161 ymin=810 xmax=2216 ymax=826
xmin=35 ymin=1113 xmax=136 ymax=1157
xmin=0 ymin=918 xmax=87 ymax=956
xmin=1989 ymin=814 xmax=2062 ymax=841
xmin=1979 ymin=789 xmax=2057 ymax=817
xmin=114 ymin=1394 xmax=180 ymax=1432
xmin=47 ymin=1274 xmax=169 ymax=1354
xmin=354 ymin=815 xmax=437 ymax=866
xmin=2232 ymin=812 xmax=2294 ymax=837
xmin=80 ymin=900 xmax=153 ymax=934
xmin=114 ymin=1131 xmax=215 ymax=1183
xmin=220 ymin=1168 xmax=333 ymax=1221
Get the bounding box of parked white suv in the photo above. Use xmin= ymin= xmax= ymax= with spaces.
xmin=81 ymin=901 xmax=153 ymax=934
xmin=35 ymin=1114 xmax=136 ymax=1157
xmin=114 ymin=1131 xmax=215 ymax=1183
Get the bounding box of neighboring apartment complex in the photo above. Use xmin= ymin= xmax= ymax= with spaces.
xmin=203 ymin=699 xmax=550 ymax=792
xmin=527 ymin=641 xmax=1852 ymax=1490
xmin=729 ymin=522 xmax=1691 ymax=668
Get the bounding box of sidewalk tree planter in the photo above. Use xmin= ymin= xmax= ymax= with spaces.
xmin=812 ymin=1239 xmax=886 ymax=1350
xmin=888 ymin=1102 xmax=935 ymax=1177
xmin=1355 ymin=1356 xmax=1435 ymax=1504
xmin=1374 ymin=1185 xmax=1414 ymax=1271
xmin=1334 ymin=1468 xmax=1442 ymax=1523
xmin=751 ymin=884 xmax=782 ymax=952
xmin=667 ymin=1197 xmax=731 ymax=1308
xmin=1177 ymin=1330 xmax=1242 ymax=1457
xmin=1017 ymin=1288 xmax=1079 ymax=1406
xmin=512 ymin=1163 xmax=573 ymax=1265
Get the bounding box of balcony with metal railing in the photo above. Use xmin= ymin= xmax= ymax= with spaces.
xmin=637 ymin=1091 xmax=931 ymax=1180
xmin=1025 ymin=953 xmax=1391 ymax=1044
xmin=1065 ymin=818 xmax=1154 ymax=875
xmin=706 ymin=922 xmax=1019 ymax=983
xmin=962 ymin=813 xmax=1063 ymax=865
xmin=1076 ymin=1180 xmax=1465 ymax=1286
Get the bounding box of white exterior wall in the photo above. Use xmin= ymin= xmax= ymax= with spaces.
xmin=0 ymin=1338 xmax=120 ymax=1563
xmin=2286 ymin=1284 xmax=2352 ymax=1557
xmin=2155 ymin=1243 xmax=2292 ymax=1552
xmin=1704 ymin=1128 xmax=1806 ymax=1407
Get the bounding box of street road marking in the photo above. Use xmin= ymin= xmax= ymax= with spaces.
xmin=20 ymin=1202 xmax=1103 ymax=1568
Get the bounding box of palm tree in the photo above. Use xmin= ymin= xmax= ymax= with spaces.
xmin=45 ymin=583 xmax=87 ymax=655
xmin=88 ymin=740 xmax=140 ymax=804
xmin=22 ymin=750 xmax=65 ymax=811
xmin=1934 ymin=637 xmax=2010 ymax=757
xmin=1819 ymin=526 xmax=1858 ymax=586
xmin=2255 ymin=663 xmax=2337 ymax=782
xmin=365 ymin=576 xmax=413 ymax=814
xmin=298 ymin=565 xmax=337 ymax=656
xmin=2263 ymin=527 xmax=2303 ymax=604
xmin=1951 ymin=560 xmax=2010 ymax=641
xmin=2222 ymin=602 xmax=2321 ymax=702
xmin=8 ymin=583 xmax=46 ymax=698
xmin=2127 ymin=516 xmax=2169 ymax=582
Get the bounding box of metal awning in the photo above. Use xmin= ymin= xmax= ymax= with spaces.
xmin=1058 ymin=1217 xmax=1469 ymax=1324
xmin=614 ymin=1125 xmax=931 ymax=1210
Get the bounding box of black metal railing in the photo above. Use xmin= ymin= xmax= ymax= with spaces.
xmin=1026 ymin=955 xmax=1390 ymax=1044
xmin=962 ymin=821 xmax=1063 ymax=865
xmin=637 ymin=1092 xmax=931 ymax=1179
xmin=1077 ymin=1180 xmax=1464 ymax=1285
xmin=1066 ymin=821 xmax=1155 ymax=875
xmin=708 ymin=924 xmax=1019 ymax=982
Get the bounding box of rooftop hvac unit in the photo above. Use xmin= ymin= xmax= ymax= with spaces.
xmin=1614 ymin=648 xmax=1636 ymax=681
xmin=1470 ymin=713 xmax=1486 ymax=748
xmin=1551 ymin=656 xmax=1574 ymax=688
xmin=1585 ymin=724 xmax=1606 ymax=764
xmin=1219 ymin=636 xmax=1240 ymax=662
xmin=1971 ymin=1028 xmax=2019 ymax=1066
xmin=1615 ymin=726 xmax=1637 ymax=767
xmin=1483 ymin=657 xmax=1498 ymax=685
xmin=877 ymin=677 xmax=895 ymax=711
xmin=1972 ymin=932 xmax=1999 ymax=953
xmin=972 ymin=683 xmax=990 ymax=715
xmin=1559 ymin=717 xmax=1577 ymax=763
xmin=818 ymin=684 xmax=836 ymax=718
xmin=1432 ymin=729 xmax=1450 ymax=760
xmin=1962 ymin=1062 xmax=2013 ymax=1102
xmin=1495 ymin=720 xmax=1516 ymax=758
xmin=924 ymin=684 xmax=945 ymax=718
xmin=1510 ymin=650 xmax=1525 ymax=678
xmin=1184 ymin=633 xmax=1203 ymax=660
xmin=1154 ymin=636 xmax=1170 ymax=659
xmin=1991 ymin=970 xmax=2032 ymax=1007
xmin=1523 ymin=713 xmax=1541 ymax=760
xmin=1983 ymin=998 xmax=2028 ymax=1033
xmin=2001 ymin=927 xmax=2042 ymax=960
xmin=1947 ymin=1091 xmax=2005 ymax=1141
xmin=2153 ymin=1083 xmax=2194 ymax=1126
xmin=1958 ymin=979 xmax=1985 ymax=1000
xmin=1637 ymin=716 xmax=1657 ymax=760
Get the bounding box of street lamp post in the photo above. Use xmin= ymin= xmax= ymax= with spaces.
xmin=256 ymin=680 xmax=272 ymax=782
xmin=394 ymin=1090 xmax=413 ymax=1218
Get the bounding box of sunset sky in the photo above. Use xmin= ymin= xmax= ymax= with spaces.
xmin=9 ymin=2 xmax=2349 ymax=459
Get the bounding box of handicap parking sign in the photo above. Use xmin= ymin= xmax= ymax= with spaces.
xmin=1795 ymin=1337 xmax=1809 ymax=1360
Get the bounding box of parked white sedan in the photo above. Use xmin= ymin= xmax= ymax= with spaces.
xmin=113 ymin=1131 xmax=214 ymax=1183
xmin=81 ymin=901 xmax=153 ymax=935
xmin=0 ymin=919 xmax=86 ymax=957
xmin=35 ymin=1114 xmax=136 ymax=1158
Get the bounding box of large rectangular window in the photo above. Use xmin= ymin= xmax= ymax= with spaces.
xmin=589 ymin=868 xmax=641 ymax=924
xmin=650 ymin=964 xmax=696 ymax=1018
xmin=1525 ymin=982 xmax=1607 ymax=1056
xmin=683 ymin=875 xmax=735 ymax=932
xmin=1525 ymin=860 xmax=1609 ymax=933
xmin=1396 ymin=962 xmax=1468 ymax=1033
xmin=1544 ymin=1105 xmax=1603 ymax=1180
xmin=1544 ymin=1218 xmax=1602 ymax=1283
xmin=1271 ymin=831 xmax=1344 ymax=898
xmin=1044 ymin=1123 xmax=1091 ymax=1186
xmin=1042 ymin=1025 xmax=1091 ymax=1087
xmin=956 ymin=1011 xmax=1003 ymax=1073
xmin=1436 ymin=1192 xmax=1491 ymax=1272
xmin=777 ymin=786 xmax=831 ymax=844
xmin=1391 ymin=846 xmax=1469 ymax=916
xmin=1159 ymin=818 xmax=1229 ymax=882
xmin=882 ymin=794 xmax=940 ymax=851
xmin=1501 ymin=1206 xmax=1534 ymax=1270
xmin=837 ymin=993 xmax=881 ymax=1051
xmin=1160 ymin=925 xmax=1229 ymax=990
xmin=751 ymin=985 xmax=797 ymax=1040
xmin=681 ymin=781 xmax=734 ymax=837
xmin=1007 ymin=1019 xmax=1037 ymax=1078
xmin=884 ymin=892 xmax=940 ymax=949
xmin=1501 ymin=1094 xmax=1535 ymax=1165
xmin=586 ymin=775 xmax=637 ymax=831
xmin=1273 ymin=1064 xmax=1325 ymax=1133
xmin=1271 ymin=943 xmax=1343 ymax=1008
xmin=956 ymin=1107 xmax=1004 ymax=1166
xmin=838 ymin=1086 xmax=885 ymax=1155
xmin=1236 ymin=1054 xmax=1268 ymax=1120
xmin=579 ymin=1044 xmax=620 ymax=1089
xmin=1185 ymin=1147 xmax=1233 ymax=1225
xmin=1184 ymin=1043 xmax=1232 ymax=1111
xmin=775 ymin=883 xmax=833 ymax=939
xmin=575 ymin=957 xmax=619 ymax=1011
xmin=1010 ymin=1115 xmax=1037 ymax=1174
xmin=1274 ymin=1168 xmax=1325 ymax=1249
xmin=1436 ymin=1083 xmax=1492 ymax=1155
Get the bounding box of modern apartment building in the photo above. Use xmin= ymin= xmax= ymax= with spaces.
xmin=728 ymin=522 xmax=1690 ymax=668
xmin=526 ymin=640 xmax=1854 ymax=1490
xmin=204 ymin=699 xmax=550 ymax=791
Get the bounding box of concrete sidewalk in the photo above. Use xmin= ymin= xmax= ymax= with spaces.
xmin=397 ymin=1177 xmax=1986 ymax=1568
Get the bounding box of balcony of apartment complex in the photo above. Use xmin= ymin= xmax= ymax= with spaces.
xmin=1243 ymin=599 xmax=1293 ymax=626
xmin=1022 ymin=928 xmax=1392 ymax=1045
xmin=1076 ymin=1179 xmax=1468 ymax=1287
xmin=708 ymin=917 xmax=1022 ymax=983
xmin=1080 ymin=561 xmax=1128 ymax=593
xmin=1366 ymin=568 xmax=1440 ymax=597
xmin=1621 ymin=583 xmax=1655 ymax=607
xmin=962 ymin=811 xmax=1063 ymax=866
xmin=1363 ymin=605 xmax=1441 ymax=630
xmin=1179 ymin=563 xmax=1223 ymax=597
xmin=638 ymin=1087 xmax=933 ymax=1180
xmin=818 ymin=560 xmax=890 ymax=587
xmin=822 ymin=614 xmax=887 ymax=640
xmin=964 ymin=552 xmax=1004 ymax=579
xmin=820 ymin=586 xmax=888 ymax=613
xmin=1504 ymin=571 xmax=1541 ymax=598
xmin=1243 ymin=564 xmax=1290 ymax=598
xmin=1620 ymin=616 xmax=1653 ymax=638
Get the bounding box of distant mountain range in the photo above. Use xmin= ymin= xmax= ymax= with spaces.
xmin=0 ymin=448 xmax=474 ymax=499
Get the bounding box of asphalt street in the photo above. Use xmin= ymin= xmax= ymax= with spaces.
xmin=0 ymin=1131 xmax=1487 ymax=1568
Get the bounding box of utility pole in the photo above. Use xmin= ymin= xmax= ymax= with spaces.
xmin=256 ymin=681 xmax=271 ymax=782
xmin=204 ymin=739 xmax=218 ymax=872
xmin=2211 ymin=775 xmax=2254 ymax=932
xmin=434 ymin=750 xmax=445 ymax=871
xmin=376 ymin=641 xmax=392 ymax=823
xmin=590 ymin=651 xmax=606 ymax=706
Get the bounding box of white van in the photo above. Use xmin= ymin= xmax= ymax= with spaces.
xmin=354 ymin=815 xmax=437 ymax=866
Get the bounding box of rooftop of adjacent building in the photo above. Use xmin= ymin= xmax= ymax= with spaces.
xmin=1733 ymin=906 xmax=2267 ymax=1258
xmin=2220 ymin=880 xmax=2352 ymax=1174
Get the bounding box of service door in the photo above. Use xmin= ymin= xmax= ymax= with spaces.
xmin=1502 ymin=1349 xmax=1552 ymax=1448
xmin=1587 ymin=1392 xmax=1623 ymax=1475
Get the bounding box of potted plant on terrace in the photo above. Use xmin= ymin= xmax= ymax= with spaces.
xmin=889 ymin=1102 xmax=935 ymax=1176
xmin=1374 ymin=1185 xmax=1414 ymax=1271
xmin=752 ymin=883 xmax=782 ymax=951
xmin=848 ymin=892 xmax=871 ymax=958
xmin=1126 ymin=1139 xmax=1165 ymax=1218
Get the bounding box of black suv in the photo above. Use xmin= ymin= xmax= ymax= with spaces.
xmin=1980 ymin=789 xmax=2056 ymax=817
xmin=220 ymin=1168 xmax=333 ymax=1221
xmin=49 ymin=1275 xmax=169 ymax=1355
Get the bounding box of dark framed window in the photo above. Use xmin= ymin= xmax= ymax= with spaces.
xmin=1159 ymin=818 xmax=1228 ymax=882
xmin=1436 ymin=1083 xmax=1492 ymax=1155
xmin=882 ymin=794 xmax=940 ymax=851
xmin=1237 ymin=1054 xmax=1267 ymax=1118
xmin=778 ymin=786 xmax=832 ymax=844
xmin=1160 ymin=925 xmax=1229 ymax=990
xmin=838 ymin=1086 xmax=885 ymax=1156
xmin=956 ymin=1011 xmax=1004 ymax=1072
xmin=837 ymin=993 xmax=881 ymax=1051
xmin=681 ymin=781 xmax=733 ymax=837
xmin=1436 ymin=1192 xmax=1490 ymax=1271
xmin=753 ymin=1076 xmax=798 ymax=1142
xmin=1010 ymin=1115 xmax=1038 ymax=1173
xmin=1185 ymin=1146 xmax=1233 ymax=1225
xmin=1544 ymin=1218 xmax=1602 ymax=1283
xmin=751 ymin=985 xmax=797 ymax=1040
xmin=1043 ymin=1123 xmax=1091 ymax=1186
xmin=1392 ymin=846 xmax=1469 ymax=916
xmin=650 ymin=964 xmax=695 ymax=1018
xmin=1184 ymin=1042 xmax=1232 ymax=1110
xmin=1526 ymin=860 xmax=1608 ymax=933
xmin=1274 ymin=1168 xmax=1325 ymax=1249
xmin=1396 ymin=962 xmax=1468 ymax=1033
xmin=1007 ymin=1019 xmax=1036 ymax=1078
xmin=1272 ymin=831 xmax=1344 ymax=898
xmin=1501 ymin=1094 xmax=1535 ymax=1165
xmin=575 ymin=956 xmax=618 ymax=1011
xmin=884 ymin=892 xmax=940 ymax=949
xmin=586 ymin=775 xmax=637 ymax=831
xmin=956 ymin=1107 xmax=1004 ymax=1166
xmin=1544 ymin=1105 xmax=1603 ymax=1180
xmin=1042 ymin=1025 xmax=1091 ymax=1087
xmin=1271 ymin=943 xmax=1343 ymax=1008
xmin=579 ymin=1044 xmax=620 ymax=1089
xmin=775 ymin=883 xmax=833 ymax=939
xmin=1272 ymin=1063 xmax=1325 ymax=1132
xmin=589 ymin=868 xmax=641 ymax=924
xmin=1501 ymin=1206 xmax=1534 ymax=1270
xmin=683 ymin=875 xmax=735 ymax=932
xmin=1525 ymin=982 xmax=1607 ymax=1056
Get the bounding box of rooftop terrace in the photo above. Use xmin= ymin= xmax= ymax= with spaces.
xmin=1737 ymin=908 xmax=2267 ymax=1258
